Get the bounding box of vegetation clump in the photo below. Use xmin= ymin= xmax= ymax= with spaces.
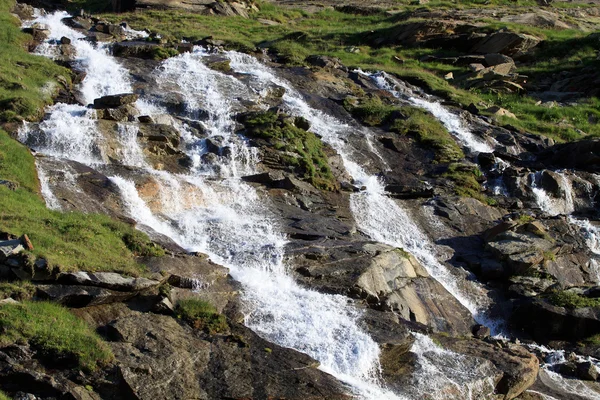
xmin=0 ymin=129 xmax=161 ymax=275
xmin=176 ymin=299 xmax=228 ymax=334
xmin=0 ymin=280 xmax=36 ymax=300
xmin=391 ymin=106 xmax=464 ymax=163
xmin=241 ymin=111 xmax=337 ymax=191
xmin=548 ymin=290 xmax=600 ymax=309
xmin=0 ymin=301 xmax=114 ymax=371
xmin=0 ymin=0 xmax=70 ymax=122
xmin=442 ymin=163 xmax=487 ymax=202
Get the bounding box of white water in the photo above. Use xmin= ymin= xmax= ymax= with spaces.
xmin=530 ymin=170 xmax=576 ymax=216
xmin=227 ymin=52 xmax=498 ymax=333
xmin=22 ymin=18 xmax=400 ymax=398
xmin=362 ymin=71 xmax=493 ymax=154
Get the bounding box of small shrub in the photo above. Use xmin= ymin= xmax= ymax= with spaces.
xmin=547 ymin=290 xmax=600 ymax=309
xmin=0 ymin=301 xmax=114 ymax=371
xmin=176 ymin=299 xmax=228 ymax=334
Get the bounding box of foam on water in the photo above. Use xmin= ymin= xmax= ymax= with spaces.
xmin=227 ymin=51 xmax=499 ymax=333
xmin=364 ymin=71 xmax=493 ymax=154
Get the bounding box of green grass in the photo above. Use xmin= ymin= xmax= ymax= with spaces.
xmin=0 ymin=280 xmax=36 ymax=300
xmin=548 ymin=290 xmax=600 ymax=309
xmin=0 ymin=391 xmax=9 ymax=400
xmin=391 ymin=106 xmax=464 ymax=163
xmin=0 ymin=128 xmax=163 ymax=275
xmin=0 ymin=0 xmax=70 ymax=122
xmin=175 ymin=299 xmax=228 ymax=334
xmin=95 ymin=1 xmax=597 ymax=141
xmin=241 ymin=111 xmax=337 ymax=190
xmin=443 ymin=163 xmax=487 ymax=202
xmin=0 ymin=301 xmax=114 ymax=371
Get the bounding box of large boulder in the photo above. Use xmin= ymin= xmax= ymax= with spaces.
xmin=57 ymin=271 xmax=160 ymax=291
xmin=93 ymin=93 xmax=139 ymax=109
xmin=436 ymin=336 xmax=539 ymax=399
xmin=537 ymin=139 xmax=600 ymax=173
xmin=471 ymin=32 xmax=541 ymax=58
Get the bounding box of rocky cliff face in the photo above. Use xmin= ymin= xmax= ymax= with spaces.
xmin=1 ymin=2 xmax=600 ymax=400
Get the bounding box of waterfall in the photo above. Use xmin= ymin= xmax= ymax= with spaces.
xmin=226 ymin=52 xmax=497 ymax=331
xmin=363 ymin=71 xmax=493 ymax=154
xmin=22 ymin=15 xmax=401 ymax=399
xmin=529 ymin=170 xmax=576 ymax=216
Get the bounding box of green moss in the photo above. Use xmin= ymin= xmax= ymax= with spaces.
xmin=548 ymin=290 xmax=600 ymax=309
xmin=344 ymin=95 xmax=397 ymax=126
xmin=442 ymin=163 xmax=486 ymax=201
xmin=123 ymin=232 xmax=165 ymax=257
xmin=151 ymin=47 xmax=179 ymax=61
xmin=0 ymin=301 xmax=114 ymax=371
xmin=176 ymin=299 xmax=228 ymax=334
xmin=0 ymin=391 xmax=9 ymax=400
xmin=518 ymin=214 xmax=535 ymax=224
xmin=0 ymin=280 xmax=35 ymax=300
xmin=0 ymin=0 xmax=70 ymax=122
xmin=391 ymin=106 xmax=464 ymax=163
xmin=242 ymin=111 xmax=337 ymax=191
xmin=579 ymin=333 xmax=600 ymax=348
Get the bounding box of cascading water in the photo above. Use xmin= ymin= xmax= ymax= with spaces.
xmin=226 ymin=52 xmax=497 ymax=328
xmin=21 ymin=15 xmax=401 ymax=399
xmin=363 ymin=71 xmax=493 ymax=154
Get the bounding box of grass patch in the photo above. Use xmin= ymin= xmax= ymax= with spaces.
xmin=0 ymin=129 xmax=162 ymax=275
xmin=548 ymin=290 xmax=600 ymax=309
xmin=0 ymin=301 xmax=113 ymax=371
xmin=391 ymin=106 xmax=464 ymax=163
xmin=0 ymin=280 xmax=35 ymax=300
xmin=443 ymin=162 xmax=487 ymax=202
xmin=96 ymin=1 xmax=600 ymax=142
xmin=579 ymin=333 xmax=600 ymax=348
xmin=241 ymin=111 xmax=337 ymax=190
xmin=175 ymin=299 xmax=228 ymax=334
xmin=0 ymin=391 xmax=9 ymax=400
xmin=0 ymin=0 xmax=70 ymax=122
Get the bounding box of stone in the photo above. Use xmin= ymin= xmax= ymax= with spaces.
xmin=438 ymin=337 xmax=539 ymax=399
xmin=576 ymin=361 xmax=599 ymax=381
xmin=487 ymin=106 xmax=517 ymax=119
xmin=241 ymin=171 xmax=285 ymax=186
xmin=35 ymin=284 xmax=135 ymax=307
xmin=57 ymin=271 xmax=160 ymax=292
xmin=473 ymin=324 xmax=491 ymax=339
xmin=0 ymin=180 xmax=18 ymax=190
xmin=305 ymin=55 xmax=343 ymax=69
xmin=152 ymin=296 xmax=175 ymax=315
xmin=537 ymin=139 xmax=600 ymax=173
xmin=468 ymin=63 xmax=486 ymax=72
xmin=484 ymin=53 xmax=515 ymax=67
xmin=490 ymin=62 xmax=515 ymax=76
xmin=93 ymin=93 xmax=139 ymax=109
xmin=138 ymin=115 xmax=154 ymax=123
xmin=444 ymin=72 xmax=454 ymax=80
xmin=95 ymin=104 xmax=137 ymax=121
xmin=471 ymin=32 xmax=541 ymax=57
xmin=60 ymin=36 xmax=71 ymax=45
xmin=11 ymin=2 xmax=35 ymax=20
xmin=0 ymin=239 xmax=24 ymax=261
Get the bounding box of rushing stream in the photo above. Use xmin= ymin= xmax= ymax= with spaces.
xmin=17 ymin=9 xmax=600 ymax=400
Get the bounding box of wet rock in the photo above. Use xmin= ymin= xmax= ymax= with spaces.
xmin=241 ymin=171 xmax=285 ymax=186
xmin=26 ymin=23 xmax=50 ymax=43
xmin=95 ymin=104 xmax=137 ymax=121
xmin=576 ymin=361 xmax=599 ymax=381
xmin=102 ymin=309 xmax=348 ymax=400
xmin=93 ymin=93 xmax=139 ymax=109
xmin=57 ymin=271 xmax=160 ymax=292
xmin=473 ymin=324 xmax=491 ymax=339
xmin=437 ymin=337 xmax=539 ymax=399
xmin=0 ymin=179 xmax=18 ymax=190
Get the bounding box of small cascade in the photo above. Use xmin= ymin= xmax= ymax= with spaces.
xmin=529 ymin=170 xmax=576 ymax=216
xmin=227 ymin=52 xmax=499 ymax=334
xmin=23 ymin=17 xmax=399 ymax=398
xmin=364 ymin=71 xmax=493 ymax=154
xmin=526 ymin=344 xmax=600 ymax=400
